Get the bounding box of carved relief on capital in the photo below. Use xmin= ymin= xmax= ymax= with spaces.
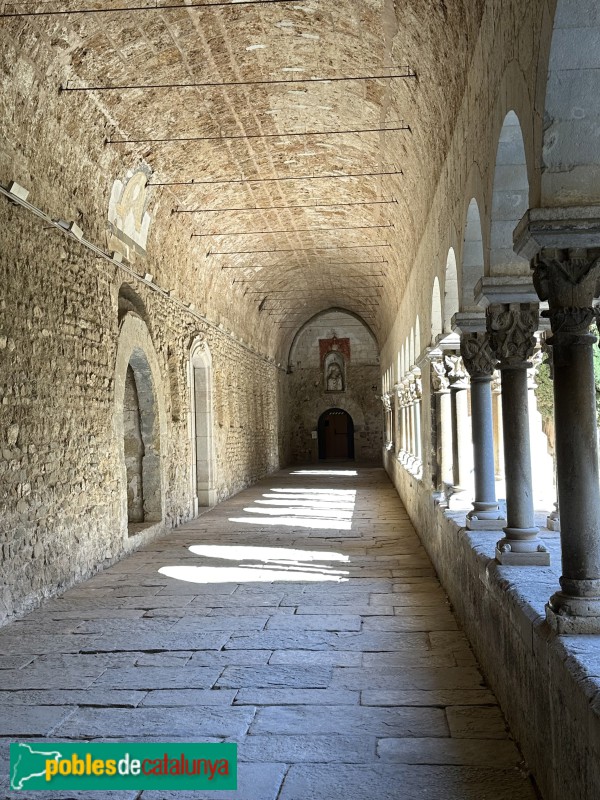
xmin=444 ymin=353 xmax=469 ymax=388
xmin=381 ymin=393 xmax=392 ymax=411
xmin=533 ymin=248 xmax=600 ymax=336
xmin=430 ymin=357 xmax=449 ymax=393
xmin=486 ymin=303 xmax=539 ymax=368
xmin=460 ymin=332 xmax=496 ymax=379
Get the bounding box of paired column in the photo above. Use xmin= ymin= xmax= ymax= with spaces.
xmin=460 ymin=330 xmax=505 ymax=530
xmin=445 ymin=353 xmax=471 ymax=496
xmin=486 ymin=302 xmax=550 ymax=565
xmin=430 ymin=352 xmax=453 ymax=497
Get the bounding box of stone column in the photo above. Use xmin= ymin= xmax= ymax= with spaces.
xmin=491 ymin=372 xmax=504 ymax=481
xmin=445 ymin=353 xmax=471 ymax=493
xmin=532 ymin=248 xmax=600 ymax=632
xmin=460 ymin=331 xmax=506 ymax=530
xmin=412 ymin=367 xmax=423 ymax=466
xmin=486 ymin=303 xmax=550 ymax=565
xmin=430 ymin=354 xmax=453 ymax=495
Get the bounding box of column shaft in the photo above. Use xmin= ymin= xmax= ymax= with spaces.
xmin=467 ymin=376 xmax=504 ymax=528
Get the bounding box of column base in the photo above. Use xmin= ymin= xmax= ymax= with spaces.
xmin=546 ymin=515 xmax=561 ymax=532
xmin=466 ymin=504 xmax=506 ymax=530
xmin=546 ymin=591 xmax=600 ymax=634
xmin=467 ymin=516 xmax=506 ymax=531
xmin=495 ymin=528 xmax=550 ymax=565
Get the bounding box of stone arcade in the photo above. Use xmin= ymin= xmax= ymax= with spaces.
xmin=1 ymin=1 xmax=600 ymax=799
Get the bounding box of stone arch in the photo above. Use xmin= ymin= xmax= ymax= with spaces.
xmin=189 ymin=337 xmax=216 ymax=509
xmin=539 ymin=0 xmax=600 ymax=204
xmin=490 ymin=111 xmax=530 ymax=276
xmin=117 ymin=283 xmax=151 ymax=333
xmin=443 ymin=248 xmax=458 ymax=332
xmin=114 ymin=314 xmax=166 ymax=536
xmin=431 ymin=277 xmax=443 ymax=343
xmin=460 ymin=199 xmax=485 ymax=310
xmin=409 ymin=326 xmax=415 ymax=368
xmin=415 ymin=316 xmax=421 ymax=360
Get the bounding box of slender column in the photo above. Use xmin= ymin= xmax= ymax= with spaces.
xmin=533 ymin=248 xmax=600 ymax=632
xmin=491 ymin=372 xmax=504 ymax=480
xmin=445 ymin=353 xmax=471 ymax=492
xmin=412 ymin=367 xmax=422 ymax=466
xmin=487 ymin=303 xmax=550 ymax=565
xmin=431 ymin=355 xmax=453 ymax=495
xmin=461 ymin=332 xmax=505 ymax=530
xmin=539 ymin=336 xmax=560 ymax=531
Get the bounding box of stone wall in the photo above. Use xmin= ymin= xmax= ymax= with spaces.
xmin=287 ymin=310 xmax=382 ymax=464
xmin=385 ymin=452 xmax=600 ymax=800
xmin=0 ymin=202 xmax=284 ymax=625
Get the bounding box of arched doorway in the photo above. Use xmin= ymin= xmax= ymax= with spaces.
xmin=190 ymin=340 xmax=216 ymax=509
xmin=123 ymin=347 xmax=162 ymax=534
xmin=318 ymin=409 xmax=355 ymax=460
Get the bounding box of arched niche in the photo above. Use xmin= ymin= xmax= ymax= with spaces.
xmin=540 ymin=0 xmax=600 ymax=204
xmin=431 ymin=277 xmax=443 ymax=344
xmin=114 ymin=314 xmax=166 ymax=536
xmin=443 ymin=248 xmax=458 ymax=332
xmin=490 ymin=111 xmax=530 ymax=276
xmin=189 ymin=338 xmax=216 ymax=509
xmin=461 ymin=199 xmax=485 ymax=310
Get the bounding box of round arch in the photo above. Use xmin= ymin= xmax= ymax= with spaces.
xmin=539 ymin=0 xmax=600 ymax=205
xmin=443 ymin=248 xmax=459 ymax=332
xmin=460 ymin=198 xmax=485 ymax=310
xmin=431 ymin=277 xmax=443 ymax=344
xmin=189 ymin=336 xmax=216 ymax=509
xmin=114 ymin=313 xmax=167 ymax=538
xmin=489 ymin=110 xmax=530 ymax=276
xmin=287 ymin=306 xmax=378 ymax=370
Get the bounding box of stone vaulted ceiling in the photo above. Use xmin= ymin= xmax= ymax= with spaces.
xmin=5 ymin=0 xmax=484 ymax=355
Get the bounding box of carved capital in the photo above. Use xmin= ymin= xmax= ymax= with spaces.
xmin=460 ymin=332 xmax=496 ymax=379
xmin=533 ymin=248 xmax=600 ymax=337
xmin=486 ymin=303 xmax=539 ymax=368
xmin=430 ymin=357 xmax=449 ymax=393
xmin=444 ymin=353 xmax=469 ymax=388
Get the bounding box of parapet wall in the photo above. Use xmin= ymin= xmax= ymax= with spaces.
xmin=385 ymin=450 xmax=600 ymax=800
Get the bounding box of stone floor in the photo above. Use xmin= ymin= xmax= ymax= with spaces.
xmin=0 ymin=466 xmax=538 ymax=799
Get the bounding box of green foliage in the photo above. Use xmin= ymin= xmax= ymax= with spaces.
xmin=534 ymin=358 xmax=554 ymax=430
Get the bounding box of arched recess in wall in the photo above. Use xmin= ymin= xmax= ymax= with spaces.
xmin=490 ymin=111 xmax=530 ymax=275
xmin=286 ymin=306 xmax=378 ymax=370
xmin=460 ymin=199 xmax=485 ymax=310
xmin=431 ymin=277 xmax=443 ymax=344
xmin=114 ymin=314 xmax=166 ymax=536
xmin=443 ymin=248 xmax=459 ymax=332
xmin=189 ymin=338 xmax=216 ymax=509
xmin=540 ymin=0 xmax=600 ymax=204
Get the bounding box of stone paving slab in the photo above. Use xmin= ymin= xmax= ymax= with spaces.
xmin=140 ymin=763 xmax=287 ymax=800
xmin=278 ymin=764 xmax=536 ymax=800
xmin=0 ymin=467 xmax=535 ymax=800
xmin=52 ymin=707 xmax=256 ymax=739
xmin=250 ymin=705 xmax=449 ymax=737
xmin=376 ymin=736 xmax=522 ymax=766
xmin=216 ymin=666 xmax=332 ymax=689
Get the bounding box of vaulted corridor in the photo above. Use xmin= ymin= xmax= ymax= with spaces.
xmin=0 ymin=468 xmax=536 ymax=799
